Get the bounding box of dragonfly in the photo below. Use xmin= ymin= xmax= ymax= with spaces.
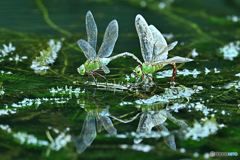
xmin=77 ymin=11 xmax=140 ymax=86
xmin=133 ymin=14 xmax=193 ymax=85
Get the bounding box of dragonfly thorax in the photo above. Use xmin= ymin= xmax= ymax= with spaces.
xmin=84 ymin=60 xmax=99 ymax=72
xmin=142 ymin=63 xmax=155 ymax=74
xmin=134 ymin=63 xmax=155 ymax=77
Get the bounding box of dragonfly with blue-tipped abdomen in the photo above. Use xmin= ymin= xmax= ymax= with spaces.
xmin=133 ymin=14 xmax=193 ymax=85
xmin=77 ymin=11 xmax=141 ymax=86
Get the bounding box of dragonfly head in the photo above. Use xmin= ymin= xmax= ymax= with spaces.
xmin=77 ymin=64 xmax=85 ymax=75
xmin=133 ymin=66 xmax=142 ymax=77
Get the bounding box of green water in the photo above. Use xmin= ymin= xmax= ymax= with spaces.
xmin=0 ymin=0 xmax=240 ymax=160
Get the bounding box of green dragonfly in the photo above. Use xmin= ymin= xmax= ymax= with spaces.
xmin=77 ymin=11 xmax=140 ymax=85
xmin=133 ymin=14 xmax=193 ymax=85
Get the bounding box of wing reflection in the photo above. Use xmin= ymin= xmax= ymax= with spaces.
xmin=134 ymin=107 xmax=188 ymax=151
xmin=75 ymin=105 xmax=116 ymax=154
xmin=75 ymin=112 xmax=96 ymax=154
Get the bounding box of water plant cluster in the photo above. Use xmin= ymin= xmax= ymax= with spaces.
xmin=30 ymin=39 xmax=62 ymax=75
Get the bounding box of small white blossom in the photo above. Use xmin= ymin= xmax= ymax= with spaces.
xmin=30 ymin=39 xmax=62 ymax=75
xmin=219 ymin=41 xmax=240 ymax=61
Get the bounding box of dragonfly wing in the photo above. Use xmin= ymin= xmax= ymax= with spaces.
xmin=155 ymin=124 xmax=176 ymax=151
xmin=135 ymin=14 xmax=153 ymax=63
xmin=149 ymin=25 xmax=168 ymax=62
xmin=134 ymin=113 xmax=153 ymax=144
xmin=82 ymin=113 xmax=97 ymax=146
xmin=75 ymin=134 xmax=88 ymax=154
xmin=102 ymin=116 xmax=117 ymax=135
xmin=86 ymin=11 xmax=98 ymax=50
xmin=161 ymin=56 xmax=193 ymax=64
xmin=101 ymin=63 xmax=110 ymax=74
xmin=77 ymin=39 xmax=97 ymax=60
xmin=166 ymin=112 xmax=188 ymax=129
xmin=96 ymin=116 xmax=103 ymax=133
xmin=75 ymin=112 xmax=96 ymax=154
xmin=152 ymin=110 xmax=167 ymax=126
xmin=98 ymin=20 xmax=118 ymax=58
xmin=167 ymin=41 xmax=178 ymax=51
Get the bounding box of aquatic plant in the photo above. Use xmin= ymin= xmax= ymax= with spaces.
xmin=183 ymin=118 xmax=224 ymax=141
xmin=219 ymin=41 xmax=240 ymax=61
xmin=30 ymin=39 xmax=62 ymax=75
xmin=0 ymin=42 xmax=15 ymax=57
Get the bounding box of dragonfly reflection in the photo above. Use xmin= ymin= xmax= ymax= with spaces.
xmin=134 ymin=106 xmax=188 ymax=150
xmin=75 ymin=105 xmax=140 ymax=154
xmin=75 ymin=105 xmax=116 ymax=153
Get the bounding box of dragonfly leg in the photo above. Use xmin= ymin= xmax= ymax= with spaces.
xmin=93 ymin=71 xmax=108 ymax=88
xmin=146 ymin=74 xmax=156 ymax=86
xmin=141 ymin=74 xmax=146 ymax=85
xmin=94 ymin=70 xmax=103 ymax=72
xmin=150 ymin=86 xmax=157 ymax=95
xmin=90 ymin=73 xmax=98 ymax=86
xmin=86 ymin=73 xmax=90 ymax=86
xmin=170 ymin=63 xmax=177 ymax=82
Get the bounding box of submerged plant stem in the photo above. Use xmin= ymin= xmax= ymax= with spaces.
xmin=5 ymin=67 xmax=30 ymax=73
xmin=48 ymin=68 xmax=74 ymax=82
xmin=35 ymin=0 xmax=72 ymax=36
xmin=61 ymin=51 xmax=68 ymax=76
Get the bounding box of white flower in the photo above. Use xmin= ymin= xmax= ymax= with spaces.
xmin=220 ymin=41 xmax=240 ymax=61
xmin=31 ymin=39 xmax=62 ymax=74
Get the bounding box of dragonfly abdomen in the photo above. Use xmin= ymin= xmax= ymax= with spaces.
xmin=100 ymin=58 xmax=111 ymax=65
xmin=154 ymin=63 xmax=164 ymax=72
xmin=142 ymin=63 xmax=164 ymax=75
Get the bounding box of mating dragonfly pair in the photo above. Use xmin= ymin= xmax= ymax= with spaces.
xmin=77 ymin=11 xmax=193 ymax=86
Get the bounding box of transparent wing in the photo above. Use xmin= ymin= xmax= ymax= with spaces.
xmin=163 ymin=56 xmax=193 ymax=63
xmin=134 ymin=113 xmax=153 ymax=144
xmin=97 ymin=20 xmax=118 ymax=58
xmin=101 ymin=116 xmax=117 ymax=135
xmin=86 ymin=11 xmax=98 ymax=50
xmin=151 ymin=110 xmax=167 ymax=125
xmin=101 ymin=63 xmax=110 ymax=74
xmin=167 ymin=41 xmax=178 ymax=51
xmin=166 ymin=112 xmax=188 ymax=129
xmin=155 ymin=124 xmax=176 ymax=151
xmin=82 ymin=112 xmax=96 ymax=146
xmin=75 ymin=134 xmax=88 ymax=154
xmin=75 ymin=112 xmax=96 ymax=154
xmin=149 ymin=25 xmax=168 ymax=62
xmin=96 ymin=116 xmax=103 ymax=132
xmin=154 ymin=56 xmax=193 ymax=65
xmin=135 ymin=14 xmax=153 ymax=63
xmin=77 ymin=39 xmax=97 ymax=60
